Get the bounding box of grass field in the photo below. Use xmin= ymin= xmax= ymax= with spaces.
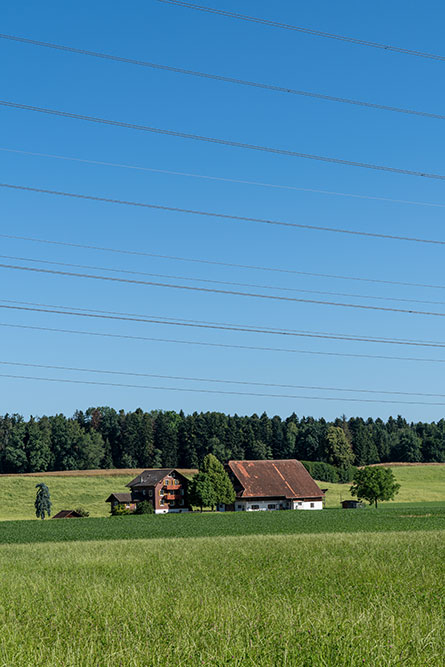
xmin=0 ymin=530 xmax=443 ymax=666
xmin=1 ymin=463 xmax=443 ymax=521
xmin=1 ymin=466 xmax=444 ymax=665
xmin=0 ymin=503 xmax=444 ymax=546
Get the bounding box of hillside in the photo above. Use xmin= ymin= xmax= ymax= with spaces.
xmin=1 ymin=464 xmax=444 ymax=520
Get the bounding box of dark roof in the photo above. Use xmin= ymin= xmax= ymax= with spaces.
xmin=228 ymin=460 xmax=324 ymax=499
xmin=127 ymin=468 xmax=198 ymax=488
xmin=105 ymin=493 xmax=133 ymax=503
xmin=52 ymin=510 xmax=83 ymax=519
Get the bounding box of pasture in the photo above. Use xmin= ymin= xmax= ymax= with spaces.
xmin=1 ymin=463 xmax=443 ymax=521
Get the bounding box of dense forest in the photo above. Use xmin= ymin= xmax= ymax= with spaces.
xmin=1 ymin=408 xmax=444 ymax=475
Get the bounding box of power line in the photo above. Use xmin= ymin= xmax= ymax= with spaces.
xmin=4 ymin=252 xmax=445 ymax=307
xmin=2 ymin=321 xmax=445 ymax=364
xmin=3 ymin=263 xmax=445 ymax=317
xmin=156 ymin=0 xmax=445 ymax=63
xmin=3 ymin=296 xmax=445 ymax=348
xmin=2 ymin=370 xmax=445 ymax=405
xmin=3 ymin=181 xmax=445 ymax=247
xmin=4 ymin=146 xmax=445 ymax=210
xmin=1 ymin=34 xmax=443 ymax=121
xmin=3 ymin=358 xmax=445 ymax=399
xmin=2 ymin=229 xmax=445 ymax=291
xmin=1 ymin=100 xmax=444 ymax=181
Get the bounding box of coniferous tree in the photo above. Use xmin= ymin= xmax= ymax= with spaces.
xmin=35 ymin=482 xmax=52 ymax=520
xmin=201 ymin=454 xmax=235 ymax=509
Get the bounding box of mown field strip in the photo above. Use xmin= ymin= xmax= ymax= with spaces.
xmin=0 ymin=531 xmax=443 ymax=666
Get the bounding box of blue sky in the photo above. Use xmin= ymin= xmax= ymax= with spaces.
xmin=2 ymin=0 xmax=445 ymax=421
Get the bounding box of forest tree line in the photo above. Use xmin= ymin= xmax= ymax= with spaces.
xmin=0 ymin=407 xmax=444 ymax=475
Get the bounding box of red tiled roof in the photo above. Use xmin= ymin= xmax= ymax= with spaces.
xmin=228 ymin=460 xmax=323 ymax=499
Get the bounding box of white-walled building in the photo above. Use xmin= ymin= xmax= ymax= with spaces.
xmin=220 ymin=459 xmax=324 ymax=511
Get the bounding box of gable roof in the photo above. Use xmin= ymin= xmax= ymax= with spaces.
xmin=105 ymin=493 xmax=133 ymax=504
xmin=227 ymin=460 xmax=323 ymax=499
xmin=52 ymin=510 xmax=83 ymax=519
xmin=127 ymin=468 xmax=198 ymax=488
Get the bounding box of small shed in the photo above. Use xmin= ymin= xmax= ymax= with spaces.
xmin=341 ymin=500 xmax=364 ymax=509
xmin=52 ymin=510 xmax=84 ymax=519
xmin=105 ymin=493 xmax=137 ymax=511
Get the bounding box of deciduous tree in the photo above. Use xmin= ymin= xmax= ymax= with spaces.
xmin=350 ymin=467 xmax=400 ymax=508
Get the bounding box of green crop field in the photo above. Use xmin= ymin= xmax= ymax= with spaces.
xmin=1 ymin=463 xmax=443 ymax=520
xmin=0 ymin=529 xmax=443 ymax=666
xmin=0 ymin=504 xmax=445 ymax=546
xmin=0 ymin=464 xmax=444 ymax=665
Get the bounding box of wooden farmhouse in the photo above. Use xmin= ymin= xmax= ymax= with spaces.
xmin=107 ymin=468 xmax=197 ymax=514
xmin=220 ymin=459 xmax=324 ymax=511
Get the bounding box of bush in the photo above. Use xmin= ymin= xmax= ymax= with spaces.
xmin=134 ymin=500 xmax=154 ymax=515
xmin=110 ymin=503 xmax=132 ymax=516
xmin=301 ymin=461 xmax=356 ymax=484
xmin=74 ymin=507 xmax=89 ymax=518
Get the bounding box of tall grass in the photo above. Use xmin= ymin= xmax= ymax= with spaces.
xmin=0 ymin=531 xmax=443 ymax=666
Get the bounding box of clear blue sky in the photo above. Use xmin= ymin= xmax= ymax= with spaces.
xmin=2 ymin=0 xmax=445 ymax=421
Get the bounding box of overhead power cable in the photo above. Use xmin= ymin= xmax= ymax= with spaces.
xmin=1 ymin=34 xmax=443 ymax=120
xmin=2 ymin=370 xmax=445 ymax=405
xmin=3 ymin=182 xmax=445 ymax=247
xmin=4 ymin=296 xmax=445 ymax=348
xmin=2 ymin=229 xmax=445 ymax=291
xmin=4 ymin=147 xmax=445 ymax=210
xmin=4 ymin=253 xmax=445 ymax=307
xmin=156 ymin=0 xmax=445 ymax=63
xmin=1 ymin=100 xmax=444 ymax=181
xmin=3 ymin=263 xmax=445 ymax=317
xmin=3 ymin=321 xmax=445 ymax=364
xmin=3 ymin=358 xmax=445 ymax=399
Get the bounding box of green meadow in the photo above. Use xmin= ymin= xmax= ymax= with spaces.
xmin=0 ymin=465 xmax=444 ymax=665
xmin=1 ymin=463 xmax=443 ymax=520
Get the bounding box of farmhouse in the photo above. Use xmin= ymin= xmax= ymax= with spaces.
xmin=107 ymin=468 xmax=198 ymax=514
xmin=221 ymin=459 xmax=324 ymax=511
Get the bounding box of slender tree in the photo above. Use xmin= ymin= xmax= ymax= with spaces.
xmin=35 ymin=483 xmax=52 ymax=520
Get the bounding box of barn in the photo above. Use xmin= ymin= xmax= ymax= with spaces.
xmin=221 ymin=459 xmax=324 ymax=511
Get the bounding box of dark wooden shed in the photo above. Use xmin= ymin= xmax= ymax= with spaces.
xmin=341 ymin=500 xmax=364 ymax=509
xmin=52 ymin=510 xmax=84 ymax=519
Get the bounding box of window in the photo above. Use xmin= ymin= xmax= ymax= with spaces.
xmin=250 ymin=505 xmax=260 ymax=510
xmin=160 ymin=498 xmax=164 ymax=505
xmin=142 ymin=490 xmax=146 ymax=496
xmin=180 ymin=489 xmax=184 ymax=496
xmin=180 ymin=499 xmax=184 ymax=506
xmin=310 ymin=503 xmax=315 ymax=508
xmin=237 ymin=505 xmax=242 ymax=510
xmin=160 ymin=489 xmax=164 ymax=496
xmin=267 ymin=504 xmax=276 ymax=510
xmin=149 ymin=489 xmax=153 ymax=497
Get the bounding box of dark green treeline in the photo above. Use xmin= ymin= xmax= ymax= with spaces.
xmin=0 ymin=408 xmax=444 ymax=474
